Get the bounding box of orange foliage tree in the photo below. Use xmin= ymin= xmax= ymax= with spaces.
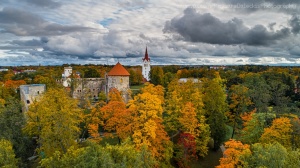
xmin=217 ymin=139 xmax=251 ymax=168
xmin=4 ymin=80 xmax=26 ymax=97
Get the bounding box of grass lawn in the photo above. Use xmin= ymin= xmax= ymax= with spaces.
xmin=130 ymin=84 xmax=145 ymax=90
xmin=130 ymin=84 xmax=145 ymax=96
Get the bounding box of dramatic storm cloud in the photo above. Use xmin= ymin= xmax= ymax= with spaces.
xmin=0 ymin=0 xmax=300 ymax=65
xmin=0 ymin=7 xmax=95 ymax=36
xmin=164 ymin=7 xmax=290 ymax=45
xmin=289 ymin=15 xmax=300 ymax=34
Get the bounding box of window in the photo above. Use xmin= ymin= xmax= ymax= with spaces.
xmin=120 ymin=78 xmax=123 ymax=83
xmin=37 ymin=91 xmax=40 ymax=94
xmin=26 ymin=100 xmax=30 ymax=104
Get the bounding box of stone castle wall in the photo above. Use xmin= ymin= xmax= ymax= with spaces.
xmin=20 ymin=84 xmax=46 ymax=112
xmin=72 ymin=78 xmax=106 ymax=99
xmin=107 ymin=76 xmax=129 ymax=92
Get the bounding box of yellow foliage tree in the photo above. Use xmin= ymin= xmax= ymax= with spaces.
xmin=23 ymin=88 xmax=83 ymax=157
xmin=260 ymin=117 xmax=293 ymax=148
xmin=165 ymin=79 xmax=204 ymax=133
xmin=165 ymin=79 xmax=210 ymax=156
xmin=0 ymin=139 xmax=18 ymax=168
xmin=128 ymin=92 xmax=172 ymax=162
xmin=140 ymin=83 xmax=165 ymax=103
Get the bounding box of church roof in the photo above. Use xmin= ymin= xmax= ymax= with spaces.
xmin=142 ymin=47 xmax=150 ymax=61
xmin=107 ymin=62 xmax=130 ymax=76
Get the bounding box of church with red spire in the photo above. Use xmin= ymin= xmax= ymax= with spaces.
xmin=142 ymin=47 xmax=151 ymax=81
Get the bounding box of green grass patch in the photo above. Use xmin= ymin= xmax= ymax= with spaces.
xmin=130 ymin=84 xmax=145 ymax=96
xmin=130 ymin=84 xmax=145 ymax=90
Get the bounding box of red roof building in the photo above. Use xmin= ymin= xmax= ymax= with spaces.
xmin=107 ymin=62 xmax=130 ymax=76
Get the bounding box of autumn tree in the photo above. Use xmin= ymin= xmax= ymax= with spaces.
xmin=23 ymin=88 xmax=83 ymax=157
xmin=240 ymin=111 xmax=275 ymax=144
xmin=100 ymin=101 xmax=132 ymax=141
xmin=0 ymin=139 xmax=18 ymax=168
xmin=150 ymin=66 xmax=164 ymax=85
xmin=87 ymin=89 xmax=126 ymax=143
xmin=108 ymin=88 xmax=123 ymax=102
xmin=164 ymin=79 xmax=210 ymax=156
xmin=83 ymin=68 xmax=101 ymax=78
xmin=163 ymin=72 xmax=176 ymax=88
xmin=202 ymin=75 xmax=228 ymax=150
xmin=260 ymin=117 xmax=293 ymax=148
xmin=3 ymin=79 xmax=26 ymax=98
xmin=128 ymin=91 xmax=173 ymax=165
xmin=33 ymin=75 xmax=58 ymax=89
xmin=240 ymin=142 xmax=288 ymax=168
xmin=129 ymin=68 xmax=143 ymax=85
xmin=243 ymin=73 xmax=271 ymax=112
xmin=140 ymin=82 xmax=164 ymax=103
xmin=0 ymin=97 xmax=33 ymax=164
xmin=290 ymin=117 xmax=300 ymax=149
xmin=174 ymin=133 xmax=198 ymax=168
xmin=217 ymin=139 xmax=250 ymax=168
xmin=228 ymin=84 xmax=252 ymax=138
xmin=40 ymin=142 xmax=157 ymax=168
xmin=85 ymin=101 xmax=106 ymax=142
xmin=165 ymin=79 xmax=204 ymax=133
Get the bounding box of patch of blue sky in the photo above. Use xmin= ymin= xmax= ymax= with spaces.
xmin=99 ymin=18 xmax=114 ymax=27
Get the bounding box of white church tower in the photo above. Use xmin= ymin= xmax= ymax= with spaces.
xmin=142 ymin=47 xmax=151 ymax=81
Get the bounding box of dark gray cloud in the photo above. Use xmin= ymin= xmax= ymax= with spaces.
xmin=289 ymin=15 xmax=300 ymax=34
xmin=10 ymin=38 xmax=47 ymax=47
xmin=164 ymin=7 xmax=290 ymax=46
xmin=0 ymin=7 xmax=95 ymax=36
xmin=24 ymin=0 xmax=61 ymax=8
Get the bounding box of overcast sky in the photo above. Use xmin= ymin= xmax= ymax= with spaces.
xmin=1 ymin=0 xmax=300 ymax=66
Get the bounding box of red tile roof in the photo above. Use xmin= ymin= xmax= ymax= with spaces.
xmin=107 ymin=62 xmax=130 ymax=76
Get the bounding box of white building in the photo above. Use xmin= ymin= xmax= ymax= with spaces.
xmin=62 ymin=66 xmax=72 ymax=87
xmin=142 ymin=47 xmax=151 ymax=81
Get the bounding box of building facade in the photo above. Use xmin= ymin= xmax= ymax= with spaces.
xmin=107 ymin=62 xmax=130 ymax=101
xmin=20 ymin=84 xmax=46 ymax=112
xmin=62 ymin=66 xmax=72 ymax=87
xmin=59 ymin=62 xmax=130 ymax=101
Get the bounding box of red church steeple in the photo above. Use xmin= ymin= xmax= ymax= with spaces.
xmin=143 ymin=47 xmax=150 ymax=61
